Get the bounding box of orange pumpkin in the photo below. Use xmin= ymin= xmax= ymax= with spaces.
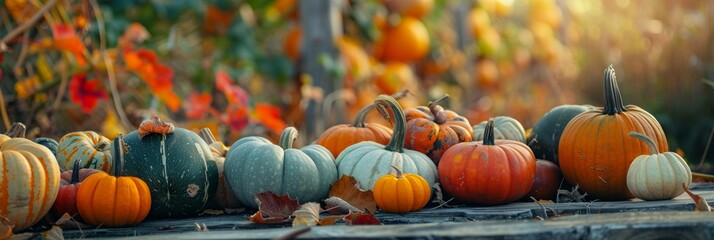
xmin=373 ymin=62 xmax=419 ymax=95
xmin=0 ymin=124 xmax=60 ymax=232
xmin=439 ymin=119 xmax=537 ymax=205
xmin=316 ymin=103 xmax=393 ymax=158
xmin=373 ymin=16 xmax=430 ymax=63
xmin=373 ymin=165 xmax=431 ymax=213
xmin=403 ymin=95 xmax=473 ymax=164
xmin=77 ymin=135 xmax=151 ymax=227
xmin=559 ymin=66 xmax=668 ymax=200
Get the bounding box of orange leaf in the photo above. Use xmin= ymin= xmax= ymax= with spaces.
xmin=215 ymin=71 xmax=249 ymax=105
xmin=68 ymin=73 xmax=107 ymax=112
xmin=254 ymin=192 xmax=300 ymax=219
xmin=249 ymin=210 xmax=290 ymax=224
xmin=184 ymin=92 xmax=214 ymax=119
xmin=254 ymin=103 xmax=287 ymax=136
xmin=343 ymin=212 xmax=382 ymax=225
xmin=52 ymin=24 xmax=87 ymax=65
xmin=138 ymin=116 xmax=175 ymax=139
xmin=122 ymin=49 xmax=180 ymax=111
xmin=683 ymin=184 xmax=712 ymax=212
xmin=318 ymin=215 xmax=343 ymax=226
xmin=328 ymin=175 xmax=377 ymax=214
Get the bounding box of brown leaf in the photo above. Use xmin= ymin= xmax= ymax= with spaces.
xmin=40 ymin=225 xmax=64 ymax=240
xmin=249 ymin=210 xmax=290 ymax=224
xmin=201 ymin=209 xmax=225 ymax=216
xmin=318 ymin=216 xmax=343 ymax=226
xmin=324 ymin=197 xmax=362 ymax=214
xmin=254 ymin=192 xmax=301 ymax=219
xmin=138 ymin=116 xmax=175 ymax=139
xmin=343 ymin=212 xmax=382 ymax=225
xmin=0 ymin=216 xmax=13 ymax=239
xmin=683 ymin=184 xmax=712 ymax=212
xmin=292 ymin=203 xmax=321 ymax=227
xmin=329 ymin=175 xmax=377 ymax=214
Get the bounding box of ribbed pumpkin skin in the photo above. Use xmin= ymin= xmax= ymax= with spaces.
xmin=403 ymin=96 xmax=473 ymax=165
xmin=526 ymin=105 xmax=594 ymax=165
xmin=559 ymin=66 xmax=668 ymax=200
xmin=51 ymin=161 xmax=101 ymax=218
xmin=34 ymin=137 xmax=59 ymax=156
xmin=373 ymin=168 xmax=431 ymax=213
xmin=57 ymin=131 xmax=112 ymax=172
xmin=626 ymin=132 xmax=691 ymax=200
xmin=473 ymin=116 xmax=526 ymax=143
xmin=316 ymin=104 xmax=393 ymax=158
xmin=224 ymin=127 xmax=338 ymax=209
xmin=122 ymin=128 xmax=219 ymax=219
xmin=336 ymin=95 xmax=438 ymax=191
xmin=0 ymin=136 xmax=60 ymax=231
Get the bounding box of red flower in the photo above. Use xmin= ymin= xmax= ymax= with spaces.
xmin=222 ymin=106 xmax=250 ymax=132
xmin=69 ymin=73 xmax=107 ymax=112
xmin=215 ymin=70 xmax=248 ymax=105
xmin=184 ymin=92 xmax=215 ymax=119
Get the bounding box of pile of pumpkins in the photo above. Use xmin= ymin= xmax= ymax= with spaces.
xmin=0 ymin=66 xmax=692 ymax=232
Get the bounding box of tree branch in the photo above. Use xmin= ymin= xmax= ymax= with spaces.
xmin=0 ymin=0 xmax=59 ymax=49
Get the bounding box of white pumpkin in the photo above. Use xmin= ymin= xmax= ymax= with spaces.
xmin=626 ymin=131 xmax=692 ymax=200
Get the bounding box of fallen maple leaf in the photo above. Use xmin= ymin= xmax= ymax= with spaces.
xmin=329 ymin=175 xmax=377 ymax=214
xmin=249 ymin=192 xmax=301 ymax=224
xmin=343 ymin=212 xmax=382 ymax=225
xmin=683 ymin=184 xmax=712 ymax=212
xmin=292 ymin=202 xmax=321 ymax=227
xmin=324 ymin=196 xmax=361 ymax=214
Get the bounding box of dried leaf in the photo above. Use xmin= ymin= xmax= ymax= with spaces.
xmin=318 ymin=215 xmax=343 ymax=226
xmin=556 ymin=184 xmax=588 ymax=203
xmin=254 ymin=192 xmax=300 ymax=219
xmin=138 ymin=116 xmax=175 ymax=139
xmin=254 ymin=103 xmax=287 ymax=136
xmin=0 ymin=216 xmax=13 ymax=239
xmin=343 ymin=212 xmax=382 ymax=225
xmin=683 ymin=184 xmax=712 ymax=212
xmin=68 ymin=73 xmax=107 ymax=113
xmin=249 ymin=210 xmax=290 ymax=224
xmin=292 ymin=203 xmax=321 ymax=227
xmin=329 ymin=175 xmax=377 ymax=214
xmin=324 ymin=196 xmax=361 ymax=214
xmin=40 ymin=225 xmax=63 ymax=240
xmin=201 ymin=209 xmax=224 ymax=216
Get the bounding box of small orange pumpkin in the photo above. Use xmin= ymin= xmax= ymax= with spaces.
xmin=316 ymin=103 xmax=393 ymax=158
xmin=373 ymin=166 xmax=431 ymax=213
xmin=403 ymin=95 xmax=473 ymax=164
xmin=77 ymin=135 xmax=151 ymax=227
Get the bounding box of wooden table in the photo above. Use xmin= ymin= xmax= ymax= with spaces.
xmin=64 ymin=183 xmax=714 ymax=239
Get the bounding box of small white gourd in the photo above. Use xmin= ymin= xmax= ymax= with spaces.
xmin=626 ymin=131 xmax=692 ymax=200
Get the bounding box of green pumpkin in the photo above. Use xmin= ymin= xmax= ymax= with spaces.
xmin=473 ymin=116 xmax=527 ymax=143
xmin=527 ymin=105 xmax=595 ymax=165
xmin=224 ymin=127 xmax=338 ymax=209
xmin=336 ymin=95 xmax=438 ymax=190
xmin=122 ymin=117 xmax=218 ymax=219
xmin=34 ymin=137 xmax=59 ymax=156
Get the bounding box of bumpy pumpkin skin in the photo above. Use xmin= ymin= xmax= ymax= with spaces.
xmin=122 ymin=119 xmax=218 ymax=219
xmin=224 ymin=127 xmax=338 ymax=209
xmin=316 ymin=103 xmax=393 ymax=158
xmin=626 ymin=132 xmax=692 ymax=200
xmin=559 ymin=66 xmax=668 ymax=201
xmin=439 ymin=119 xmax=536 ymax=205
xmin=336 ymin=95 xmax=438 ymax=191
xmin=403 ymin=96 xmax=473 ymax=165
xmin=57 ymin=131 xmax=113 ymax=172
xmin=373 ymin=167 xmax=431 ymax=213
xmin=473 ymin=116 xmax=527 ymax=143
xmin=527 ymin=105 xmax=594 ymax=165
xmin=0 ymin=136 xmax=61 ymax=232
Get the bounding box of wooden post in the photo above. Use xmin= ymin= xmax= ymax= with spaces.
xmin=452 ymin=0 xmax=476 ymax=105
xmin=299 ymin=0 xmax=342 ymax=141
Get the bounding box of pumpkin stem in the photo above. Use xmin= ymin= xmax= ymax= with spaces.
xmin=279 ymin=127 xmax=299 ymax=150
xmin=628 ymin=131 xmax=659 ymax=155
xmin=5 ymin=122 xmax=26 ymax=138
xmin=71 ymin=159 xmax=82 ymax=184
xmin=351 ymin=104 xmax=376 ymax=128
xmin=376 ymin=95 xmax=406 ymax=153
xmin=390 ymin=165 xmax=404 ymax=178
xmin=428 ymin=95 xmax=449 ymax=124
xmin=603 ymin=65 xmax=627 ymax=115
xmin=199 ymin=128 xmax=218 ymax=145
xmin=112 ymin=134 xmax=124 ymax=177
xmin=138 ymin=116 xmax=175 ymax=139
xmin=483 ymin=118 xmax=496 ymax=145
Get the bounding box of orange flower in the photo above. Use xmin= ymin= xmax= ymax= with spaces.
xmin=52 ymin=24 xmax=87 ymax=65
xmin=222 ymin=106 xmax=250 ymax=132
xmin=254 ymin=103 xmax=287 ymax=136
xmin=184 ymin=92 xmax=215 ymax=119
xmin=123 ymin=48 xmax=180 ymax=111
xmin=215 ymin=70 xmax=248 ymax=105
xmin=68 ymin=73 xmax=107 ymax=112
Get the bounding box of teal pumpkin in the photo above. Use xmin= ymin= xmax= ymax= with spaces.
xmin=526 ymin=105 xmax=595 ymax=165
xmin=224 ymin=127 xmax=338 ymax=209
xmin=336 ymin=95 xmax=438 ymax=190
xmin=473 ymin=116 xmax=527 ymax=143
xmin=34 ymin=137 xmax=59 ymax=156
xmin=121 ymin=117 xmax=218 ymax=219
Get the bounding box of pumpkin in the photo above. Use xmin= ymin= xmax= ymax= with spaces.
xmin=57 ymin=131 xmax=112 ymax=172
xmin=122 ymin=117 xmax=218 ymax=219
xmin=0 ymin=129 xmax=60 ymax=231
xmin=403 ymin=95 xmax=473 ymax=165
xmin=439 ymin=118 xmax=536 ymax=205
xmin=336 ymin=95 xmax=438 ymax=190
xmin=51 ymin=160 xmax=100 ymax=218
xmin=527 ymin=104 xmax=595 ymax=165
xmin=199 ymin=128 xmax=241 ymax=209
xmin=524 ymin=160 xmax=563 ymax=201
xmin=77 ymin=135 xmax=151 ymax=227
xmin=559 ymin=66 xmax=668 ymax=200
xmin=373 ymin=16 xmax=430 ymax=62
xmin=225 ymin=127 xmax=338 ymax=209
xmin=473 ymin=116 xmax=527 ymax=143
xmin=373 ymin=62 xmax=419 ymax=95
xmin=34 ymin=137 xmax=59 ymax=157
xmin=316 ymin=103 xmax=393 ymax=158
xmin=627 ymin=131 xmax=692 ymax=200
xmin=373 ymin=166 xmax=431 ymax=213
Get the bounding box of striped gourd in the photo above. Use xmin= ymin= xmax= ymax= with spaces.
xmin=121 ymin=117 xmax=218 ymax=219
xmin=57 ymin=131 xmax=112 ymax=172
xmin=0 ymin=134 xmax=61 ymax=231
